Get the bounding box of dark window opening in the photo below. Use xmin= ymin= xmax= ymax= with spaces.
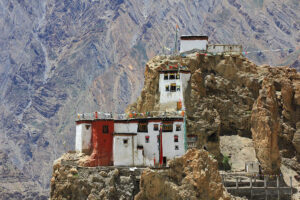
xmin=207 ymin=133 xmax=218 ymax=142
xmin=85 ymin=125 xmax=91 ymax=130
xmin=176 ymin=86 xmax=180 ymax=91
xmin=175 ymin=145 xmax=179 ymax=150
xmin=164 ymin=74 xmax=168 ymax=80
xmin=138 ymin=123 xmax=148 ymax=132
xmin=174 ymin=135 xmax=179 ymax=142
xmin=123 ymin=139 xmax=128 ymax=144
xmin=103 ymin=125 xmax=109 ymax=133
xmin=163 ymin=157 xmax=167 ymax=166
xmin=165 ymin=85 xmax=170 ymax=91
xmin=137 ymin=145 xmax=144 ymax=150
xmin=170 ymin=84 xmax=176 ymax=92
xmin=176 ymin=124 xmax=181 ymax=131
xmin=162 ymin=123 xmax=173 ymax=132
xmin=176 ymin=73 xmax=180 ymax=79
xmin=169 ymin=73 xmax=175 ymax=80
xmin=153 ymin=124 xmax=159 ymax=131
xmin=145 ymin=136 xmax=150 ymax=143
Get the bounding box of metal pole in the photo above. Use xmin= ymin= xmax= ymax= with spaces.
xmin=290 ymin=176 xmax=293 ymax=197
xmin=276 ymin=175 xmax=280 ymax=200
xmin=250 ymin=176 xmax=253 ymax=200
xmin=264 ymin=176 xmax=268 ymax=200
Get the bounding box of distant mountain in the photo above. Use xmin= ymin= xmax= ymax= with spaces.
xmin=0 ymin=0 xmax=299 ymax=197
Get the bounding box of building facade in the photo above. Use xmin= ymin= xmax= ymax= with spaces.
xmin=207 ymin=44 xmax=242 ymax=54
xmin=180 ymin=35 xmax=208 ymax=53
xmin=159 ymin=69 xmax=191 ymax=111
xmin=76 ymin=117 xmax=186 ymax=167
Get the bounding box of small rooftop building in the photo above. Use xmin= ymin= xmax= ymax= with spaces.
xmin=75 ymin=120 xmax=92 ymax=153
xmin=207 ymin=44 xmax=242 ymax=55
xmin=159 ymin=67 xmax=191 ymax=111
xmin=180 ymin=35 xmax=208 ymax=53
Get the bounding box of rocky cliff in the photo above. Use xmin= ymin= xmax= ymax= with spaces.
xmin=0 ymin=0 xmax=299 ymax=198
xmin=51 ymin=149 xmax=243 ymax=200
xmin=127 ymin=53 xmax=300 ymax=174
xmin=135 ymin=149 xmax=235 ymax=200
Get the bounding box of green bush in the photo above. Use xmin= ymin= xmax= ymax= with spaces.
xmin=222 ymin=155 xmax=231 ymax=171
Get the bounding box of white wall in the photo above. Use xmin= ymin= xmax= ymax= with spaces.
xmin=113 ymin=135 xmax=136 ymax=166
xmin=113 ymin=120 xmax=186 ymax=167
xmin=75 ymin=123 xmax=92 ymax=153
xmin=180 ymin=40 xmax=208 ymax=53
xmin=137 ymin=122 xmax=160 ymax=164
xmin=162 ymin=121 xmax=185 ymax=161
xmin=114 ymin=122 xmax=138 ymax=133
xmin=207 ymin=44 xmax=242 ymax=54
xmin=159 ymin=72 xmax=191 ymax=111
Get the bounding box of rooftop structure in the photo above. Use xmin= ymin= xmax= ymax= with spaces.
xmin=180 ymin=35 xmax=208 ymax=53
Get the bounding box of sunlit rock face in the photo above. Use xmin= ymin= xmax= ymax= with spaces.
xmin=0 ymin=0 xmax=299 ymax=197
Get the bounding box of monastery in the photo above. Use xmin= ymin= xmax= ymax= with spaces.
xmin=75 ymin=35 xmax=242 ymax=167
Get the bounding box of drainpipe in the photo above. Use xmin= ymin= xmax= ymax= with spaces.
xmin=184 ymin=113 xmax=187 ymax=152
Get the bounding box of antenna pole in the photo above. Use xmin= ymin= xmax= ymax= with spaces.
xmin=174 ymin=25 xmax=178 ymax=54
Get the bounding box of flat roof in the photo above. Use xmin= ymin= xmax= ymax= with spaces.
xmin=115 ymin=117 xmax=183 ymax=123
xmin=180 ymin=35 xmax=208 ymax=40
xmin=159 ymin=70 xmax=190 ymax=73
xmin=114 ymin=133 xmax=137 ymax=136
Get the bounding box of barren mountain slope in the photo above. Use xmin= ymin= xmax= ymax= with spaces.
xmin=0 ymin=0 xmax=299 ymax=197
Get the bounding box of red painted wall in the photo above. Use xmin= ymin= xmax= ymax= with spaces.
xmin=89 ymin=119 xmax=114 ymax=166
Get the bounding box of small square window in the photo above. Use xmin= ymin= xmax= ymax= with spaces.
xmin=169 ymin=74 xmax=175 ymax=80
xmin=170 ymin=84 xmax=176 ymax=92
xmin=176 ymin=73 xmax=180 ymax=79
xmin=145 ymin=136 xmax=150 ymax=143
xmin=164 ymin=74 xmax=168 ymax=80
xmin=138 ymin=123 xmax=148 ymax=132
xmin=153 ymin=124 xmax=159 ymax=131
xmin=175 ymin=145 xmax=179 ymax=150
xmin=103 ymin=125 xmax=109 ymax=133
xmin=174 ymin=135 xmax=178 ymax=143
xmin=165 ymin=85 xmax=170 ymax=92
xmin=162 ymin=123 xmax=173 ymax=132
xmin=176 ymin=124 xmax=181 ymax=131
xmin=123 ymin=139 xmax=128 ymax=144
xmin=85 ymin=125 xmax=91 ymax=130
xmin=176 ymin=86 xmax=180 ymax=91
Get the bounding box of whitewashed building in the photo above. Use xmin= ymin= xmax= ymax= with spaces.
xmin=207 ymin=44 xmax=242 ymax=54
xmin=75 ymin=120 xmax=92 ymax=153
xmin=159 ymin=69 xmax=191 ymax=111
xmin=113 ymin=117 xmax=186 ymax=166
xmin=180 ymin=35 xmax=208 ymax=53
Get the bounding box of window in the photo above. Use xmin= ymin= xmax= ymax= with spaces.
xmin=176 ymin=85 xmax=180 ymax=91
xmin=145 ymin=136 xmax=150 ymax=143
xmin=170 ymin=83 xmax=176 ymax=92
xmin=165 ymin=85 xmax=170 ymax=91
xmin=174 ymin=135 xmax=178 ymax=142
xmin=175 ymin=145 xmax=179 ymax=150
xmin=169 ymin=73 xmax=175 ymax=80
xmin=162 ymin=123 xmax=173 ymax=132
xmin=164 ymin=74 xmax=168 ymax=80
xmin=123 ymin=139 xmax=128 ymax=144
xmin=103 ymin=125 xmax=109 ymax=133
xmin=85 ymin=125 xmax=91 ymax=130
xmin=176 ymin=124 xmax=181 ymax=131
xmin=176 ymin=73 xmax=180 ymax=79
xmin=138 ymin=122 xmax=148 ymax=132
xmin=153 ymin=124 xmax=159 ymax=131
